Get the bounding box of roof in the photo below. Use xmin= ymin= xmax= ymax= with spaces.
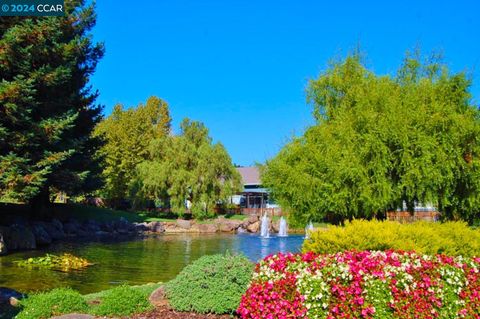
xmin=236 ymin=166 xmax=261 ymax=186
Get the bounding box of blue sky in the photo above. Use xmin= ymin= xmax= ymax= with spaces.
xmin=90 ymin=0 xmax=480 ymax=166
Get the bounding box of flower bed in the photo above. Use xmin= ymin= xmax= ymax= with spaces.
xmin=238 ymin=250 xmax=480 ymax=319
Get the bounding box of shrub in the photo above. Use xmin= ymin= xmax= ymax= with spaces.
xmin=165 ymin=253 xmax=253 ymax=314
xmin=91 ymin=285 xmax=152 ymax=316
xmin=15 ymin=288 xmax=88 ymax=319
xmin=303 ymin=220 xmax=480 ymax=257
xmin=238 ymin=251 xmax=480 ymax=319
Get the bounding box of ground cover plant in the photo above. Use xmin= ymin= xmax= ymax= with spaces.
xmin=303 ymin=220 xmax=480 ymax=257
xmin=166 ymin=253 xmax=253 ymax=314
xmin=238 ymin=250 xmax=480 ymax=319
xmin=13 ymin=283 xmax=160 ymax=319
xmin=90 ymin=285 xmax=153 ymax=316
xmin=15 ymin=288 xmax=88 ymax=319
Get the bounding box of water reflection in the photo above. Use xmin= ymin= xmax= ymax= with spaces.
xmin=0 ymin=233 xmax=304 ymax=294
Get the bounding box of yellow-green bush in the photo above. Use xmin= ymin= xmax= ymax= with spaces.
xmin=303 ymin=220 xmax=480 ymax=257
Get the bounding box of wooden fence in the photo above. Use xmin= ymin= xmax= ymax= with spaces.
xmin=240 ymin=207 xmax=283 ymax=217
xmin=386 ymin=211 xmax=440 ymax=223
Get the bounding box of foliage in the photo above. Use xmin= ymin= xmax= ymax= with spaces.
xmin=135 ymin=118 xmax=242 ymax=219
xmin=15 ymin=253 xmax=92 ymax=272
xmin=90 ymin=285 xmax=153 ymax=316
xmin=15 ymin=288 xmax=88 ymax=319
xmin=303 ymin=220 xmax=480 ymax=257
xmin=0 ymin=1 xmax=105 ymax=206
xmin=94 ymin=96 xmax=171 ymax=206
xmin=238 ymin=251 xmax=480 ymax=319
xmin=166 ymin=253 xmax=253 ymax=314
xmin=261 ymin=51 xmax=480 ymax=223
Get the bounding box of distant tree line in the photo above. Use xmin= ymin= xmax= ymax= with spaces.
xmin=262 ymin=52 xmax=480 ymax=224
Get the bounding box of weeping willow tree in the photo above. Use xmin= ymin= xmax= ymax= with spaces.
xmin=134 ymin=119 xmax=241 ymax=219
xmin=262 ymin=51 xmax=480 ymax=224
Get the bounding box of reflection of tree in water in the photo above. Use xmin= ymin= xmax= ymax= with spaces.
xmin=1 ymin=234 xmax=303 ymax=294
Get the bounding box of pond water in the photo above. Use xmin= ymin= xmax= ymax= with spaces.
xmin=0 ymin=233 xmax=304 ymax=294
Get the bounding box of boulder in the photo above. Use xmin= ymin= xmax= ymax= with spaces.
xmin=40 ymin=222 xmax=66 ymax=240
xmin=246 ymin=221 xmax=260 ymax=233
xmin=0 ymin=233 xmax=7 ymax=255
xmin=63 ymin=219 xmax=81 ymax=235
xmin=176 ymin=219 xmax=191 ymax=230
xmin=163 ymin=222 xmax=183 ymax=233
xmin=51 ymin=219 xmax=64 ymax=231
xmin=197 ymin=223 xmax=218 ymax=233
xmin=272 ymin=220 xmax=280 ymax=233
xmin=247 ymin=215 xmax=258 ymax=224
xmin=84 ymin=220 xmax=100 ymax=233
xmin=0 ymin=287 xmax=23 ymax=307
xmin=31 ymin=223 xmax=52 ymax=245
xmin=149 ymin=285 xmax=169 ymax=307
xmin=1 ymin=224 xmax=36 ymax=250
xmin=237 ymin=226 xmax=247 ymax=234
xmin=134 ymin=222 xmax=149 ymax=232
xmin=147 ymin=221 xmax=165 ymax=233
xmin=217 ymin=219 xmax=243 ymax=232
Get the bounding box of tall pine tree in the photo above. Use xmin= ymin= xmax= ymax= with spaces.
xmin=0 ymin=1 xmax=104 ymax=209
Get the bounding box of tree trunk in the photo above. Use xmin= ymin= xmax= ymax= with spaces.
xmin=30 ymin=187 xmax=52 ymax=219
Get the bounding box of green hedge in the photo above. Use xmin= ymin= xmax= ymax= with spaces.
xmin=165 ymin=253 xmax=253 ymax=314
xmin=303 ymin=219 xmax=480 ymax=257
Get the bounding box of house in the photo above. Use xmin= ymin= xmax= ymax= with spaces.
xmin=232 ymin=166 xmax=281 ymax=216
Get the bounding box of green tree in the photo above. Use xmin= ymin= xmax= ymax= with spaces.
xmin=94 ymin=96 xmax=171 ymax=206
xmin=0 ymin=1 xmax=104 ymax=209
xmin=262 ymin=52 xmax=480 ymax=224
xmin=135 ymin=118 xmax=241 ymax=219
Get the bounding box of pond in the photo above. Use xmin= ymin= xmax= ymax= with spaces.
xmin=0 ymin=233 xmax=304 ymax=294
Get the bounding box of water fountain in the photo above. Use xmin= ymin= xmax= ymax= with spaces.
xmin=260 ymin=214 xmax=270 ymax=238
xmin=278 ymin=216 xmax=288 ymax=237
xmin=305 ymin=221 xmax=314 ymax=239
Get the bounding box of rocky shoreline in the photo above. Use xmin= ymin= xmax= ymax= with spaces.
xmin=0 ymin=215 xmax=285 ymax=256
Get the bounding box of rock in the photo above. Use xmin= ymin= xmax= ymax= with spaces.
xmin=197 ymin=223 xmax=218 ymax=233
xmin=247 ymin=215 xmax=258 ymax=224
xmin=272 ymin=220 xmax=280 ymax=233
xmin=63 ymin=219 xmax=81 ymax=235
xmin=217 ymin=219 xmax=243 ymax=232
xmin=147 ymin=221 xmax=165 ymax=233
xmin=134 ymin=222 xmax=149 ymax=232
xmin=246 ymin=221 xmax=260 ymax=233
xmin=50 ymin=314 xmax=95 ymax=319
xmin=176 ymin=219 xmax=191 ymax=230
xmin=189 ymin=223 xmax=201 ymax=232
xmin=0 ymin=224 xmax=36 ymax=250
xmin=9 ymin=296 xmax=19 ymax=307
xmin=163 ymin=222 xmax=183 ymax=233
xmin=149 ymin=286 xmax=169 ymax=307
xmin=40 ymin=222 xmax=66 ymax=240
xmin=95 ymin=230 xmax=110 ymax=236
xmin=0 ymin=287 xmax=23 ymax=304
xmin=31 ymin=223 xmax=52 ymax=245
xmin=84 ymin=220 xmax=100 ymax=233
xmin=51 ymin=219 xmax=63 ymax=231
xmin=0 ymin=233 xmax=7 ymax=255
xmin=237 ymin=226 xmax=247 ymax=234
